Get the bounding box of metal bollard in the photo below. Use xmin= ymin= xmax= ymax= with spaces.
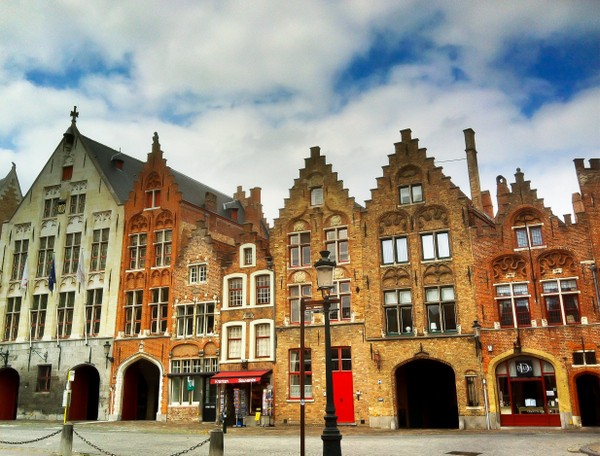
xmin=222 ymin=412 xmax=228 ymax=434
xmin=59 ymin=423 xmax=73 ymax=456
xmin=208 ymin=428 xmax=224 ymax=456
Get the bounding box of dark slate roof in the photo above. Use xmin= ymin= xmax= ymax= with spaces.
xmin=79 ymin=134 xmax=145 ymax=204
xmin=78 ymin=131 xmax=243 ymax=222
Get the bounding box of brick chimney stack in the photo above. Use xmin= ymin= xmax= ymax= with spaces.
xmin=464 ymin=128 xmax=483 ymax=212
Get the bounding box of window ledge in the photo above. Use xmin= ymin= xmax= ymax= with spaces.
xmin=168 ymin=403 xmax=200 ymax=408
xmin=514 ymin=245 xmax=546 ymax=252
xmin=151 ymin=266 xmax=170 ymax=270
xmin=466 ymin=406 xmax=483 ymax=410
xmin=188 ymin=282 xmax=208 ymax=286
xmin=287 ymin=266 xmax=312 ymax=271
xmin=572 ymin=364 xmax=599 ymax=367
xmin=421 ymin=258 xmax=452 ymax=264
xmin=287 ymin=399 xmax=315 ymax=403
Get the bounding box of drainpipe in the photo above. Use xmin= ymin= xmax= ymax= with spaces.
xmin=482 ymin=378 xmax=491 ymax=430
xmin=591 ymin=264 xmax=600 ymax=313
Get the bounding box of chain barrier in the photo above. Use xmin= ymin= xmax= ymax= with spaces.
xmin=0 ymin=428 xmax=62 ymax=445
xmin=73 ymin=429 xmax=211 ymax=456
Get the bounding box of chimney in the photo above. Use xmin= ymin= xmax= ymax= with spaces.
xmin=205 ymin=191 xmax=217 ymax=213
xmin=464 ymin=128 xmax=483 ymax=212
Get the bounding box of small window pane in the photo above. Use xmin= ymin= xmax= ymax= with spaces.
xmin=561 ymin=280 xmax=577 ymax=291
xmin=496 ymin=285 xmax=511 ymax=296
xmin=384 ymin=291 xmax=397 ymax=305
xmin=513 ymin=284 xmax=528 ymax=295
xmin=396 ymin=238 xmax=408 ymax=263
xmin=399 ymin=187 xmax=410 ymax=204
xmin=381 ymin=239 xmax=394 ymax=264
xmin=436 ymin=232 xmax=450 ymax=258
xmin=543 ymin=281 xmax=559 ymax=293
xmin=440 ymin=286 xmax=454 ymax=301
xmin=425 ymin=288 xmax=439 ymax=302
xmin=412 ymin=185 xmax=423 ymax=203
xmin=422 ymin=234 xmax=435 ymax=260
xmin=398 ymin=290 xmax=411 ymax=304
xmin=530 ymin=227 xmax=543 ymax=245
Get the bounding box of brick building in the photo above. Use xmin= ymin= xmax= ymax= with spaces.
xmin=271 ymin=146 xmax=371 ymax=427
xmin=108 ymin=134 xmax=267 ymax=422
xmin=0 ymin=109 xmax=142 ymax=421
xmin=472 ymin=154 xmax=600 ymax=428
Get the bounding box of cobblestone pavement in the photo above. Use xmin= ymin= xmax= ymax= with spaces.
xmin=0 ymin=421 xmax=598 ymax=455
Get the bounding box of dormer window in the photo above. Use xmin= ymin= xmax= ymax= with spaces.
xmin=399 ymin=184 xmax=423 ymax=205
xmin=146 ymin=189 xmax=161 ymax=209
xmin=311 ymin=187 xmax=324 ymax=206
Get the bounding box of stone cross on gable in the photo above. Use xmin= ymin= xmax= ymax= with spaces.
xmin=70 ymin=106 xmax=79 ymax=123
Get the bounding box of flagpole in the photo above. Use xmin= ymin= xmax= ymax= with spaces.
xmin=77 ymin=249 xmax=87 ymax=345
xmin=20 ymin=258 xmax=30 ymax=347
xmin=48 ymin=254 xmax=59 ymax=347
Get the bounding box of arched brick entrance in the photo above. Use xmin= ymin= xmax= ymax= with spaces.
xmin=395 ymin=359 xmax=458 ymax=429
xmin=121 ymin=359 xmax=160 ymax=420
xmin=0 ymin=368 xmax=19 ymax=420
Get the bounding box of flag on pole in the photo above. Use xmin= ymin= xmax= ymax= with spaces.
xmin=76 ymin=249 xmax=85 ymax=286
xmin=48 ymin=257 xmax=57 ymax=292
xmin=20 ymin=257 xmax=29 ymax=290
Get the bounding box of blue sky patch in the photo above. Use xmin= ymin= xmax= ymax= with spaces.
xmin=496 ymin=34 xmax=600 ymax=116
xmin=25 ymin=51 xmax=132 ymax=90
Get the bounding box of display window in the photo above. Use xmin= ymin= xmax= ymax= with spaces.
xmin=495 ymin=356 xmax=560 ymax=426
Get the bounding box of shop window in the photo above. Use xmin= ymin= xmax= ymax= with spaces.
xmin=63 ymin=232 xmax=81 ymax=274
xmin=62 ymin=166 xmax=73 ymax=181
xmin=381 ymin=236 xmax=408 ymax=265
xmin=514 ymin=225 xmax=544 ymax=249
xmin=330 ymin=280 xmax=351 ymax=321
xmin=227 ymin=326 xmax=243 ymax=360
xmin=169 ymin=360 xmax=202 ymax=406
xmin=91 ymin=228 xmax=109 ymax=271
xmin=573 ymin=351 xmax=597 ymax=366
xmin=494 ymin=283 xmax=531 ymax=328
xmin=4 ymin=297 xmax=21 ymax=341
xmin=37 ymin=365 xmax=52 ymax=392
xmin=36 ymin=236 xmax=54 ymax=277
xmin=31 ymin=294 xmax=48 ymax=340
xmin=311 ymin=187 xmax=324 ymax=206
xmin=188 ymin=264 xmax=207 ymax=284
xmin=541 ymin=278 xmax=580 ymax=325
xmin=11 ymin=239 xmax=28 ymax=281
xmin=289 ymin=284 xmax=312 ymax=324
xmin=146 ymin=189 xmax=161 ymax=209
xmin=421 ymin=232 xmax=450 ymax=261
xmin=228 ymin=278 xmax=243 ymax=307
xmin=254 ymin=323 xmax=271 ymax=358
xmin=57 ymin=291 xmax=75 ymax=338
xmin=466 ymin=375 xmax=480 ymax=407
xmin=150 ymin=287 xmax=169 ymax=334
xmin=496 ymin=357 xmax=559 ymax=420
xmin=176 ymin=302 xmax=215 ymax=337
xmin=290 ymin=349 xmax=312 ymax=399
xmin=69 ymin=194 xmax=86 ymax=214
xmin=399 ymin=184 xmax=423 ymax=205
xmin=384 ymin=289 xmax=413 ymax=335
xmin=325 ymin=227 xmax=349 ymax=263
xmin=289 ymin=232 xmax=311 ymax=267
xmin=255 ymin=274 xmax=271 ymax=305
xmin=124 ymin=290 xmax=143 ymax=336
xmin=129 ymin=233 xmax=147 ymax=270
xmin=86 ymin=288 xmax=102 ymax=336
xmin=43 ymin=198 xmax=60 ymax=218
xmin=425 ymin=285 xmax=456 ymax=333
xmin=154 ymin=229 xmax=172 ymax=267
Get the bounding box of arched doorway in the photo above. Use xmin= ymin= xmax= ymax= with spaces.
xmin=0 ymin=368 xmax=19 ymax=420
xmin=577 ymin=374 xmax=600 ymax=427
xmin=69 ymin=365 xmax=100 ymax=421
xmin=121 ymin=359 xmax=160 ymax=420
xmin=395 ymin=359 xmax=458 ymax=429
xmin=496 ymin=355 xmax=560 ymax=426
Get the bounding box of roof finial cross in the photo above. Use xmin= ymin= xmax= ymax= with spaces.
xmin=70 ymin=106 xmax=79 ymax=123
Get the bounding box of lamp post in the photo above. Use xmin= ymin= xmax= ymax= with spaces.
xmin=0 ymin=348 xmax=9 ymax=367
xmin=314 ymin=250 xmax=342 ymax=456
xmin=103 ymin=341 xmax=114 ymax=368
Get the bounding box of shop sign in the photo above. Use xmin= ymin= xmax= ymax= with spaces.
xmin=212 ymin=376 xmax=262 ymax=384
xmin=515 ymin=360 xmax=534 ymax=377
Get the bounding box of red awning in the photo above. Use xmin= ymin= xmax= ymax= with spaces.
xmin=210 ymin=370 xmax=271 ymax=385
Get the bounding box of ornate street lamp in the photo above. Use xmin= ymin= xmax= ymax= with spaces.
xmin=103 ymin=341 xmax=114 ymax=368
xmin=314 ymin=250 xmax=342 ymax=456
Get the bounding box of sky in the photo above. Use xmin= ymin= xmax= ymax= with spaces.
xmin=0 ymin=1 xmax=599 ymax=224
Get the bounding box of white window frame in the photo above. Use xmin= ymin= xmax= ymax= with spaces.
xmin=240 ymin=243 xmax=256 ymax=268
xmin=221 ymin=322 xmax=246 ymax=363
xmin=188 ymin=263 xmax=207 ymax=285
xmin=421 ymin=231 xmax=451 ymax=261
xmin=154 ymin=229 xmax=172 ymax=267
xmin=288 ymin=283 xmax=312 ymax=325
xmin=540 ymin=277 xmax=581 ymax=325
xmin=249 ymin=319 xmax=274 ymax=361
xmin=222 ymin=273 xmax=247 ymax=309
xmin=399 ymin=184 xmax=423 ymax=205
xmin=512 ymin=223 xmax=545 ymax=250
xmin=493 ymin=282 xmax=532 ymax=328
xmin=249 ymin=270 xmax=274 ymax=306
xmin=128 ymin=233 xmax=147 ymax=270
xmin=288 ymin=231 xmax=311 ymax=268
xmin=325 ymin=226 xmax=349 ymax=264
xmin=572 ymin=350 xmax=597 ymax=366
xmin=310 ymin=187 xmax=324 ymax=206
xmin=146 ymin=188 xmax=161 ymax=209
xmin=380 ymin=236 xmax=409 ymax=265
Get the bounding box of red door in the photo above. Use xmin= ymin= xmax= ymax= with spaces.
xmin=0 ymin=368 xmax=19 ymax=420
xmin=332 ymin=347 xmax=354 ymax=423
